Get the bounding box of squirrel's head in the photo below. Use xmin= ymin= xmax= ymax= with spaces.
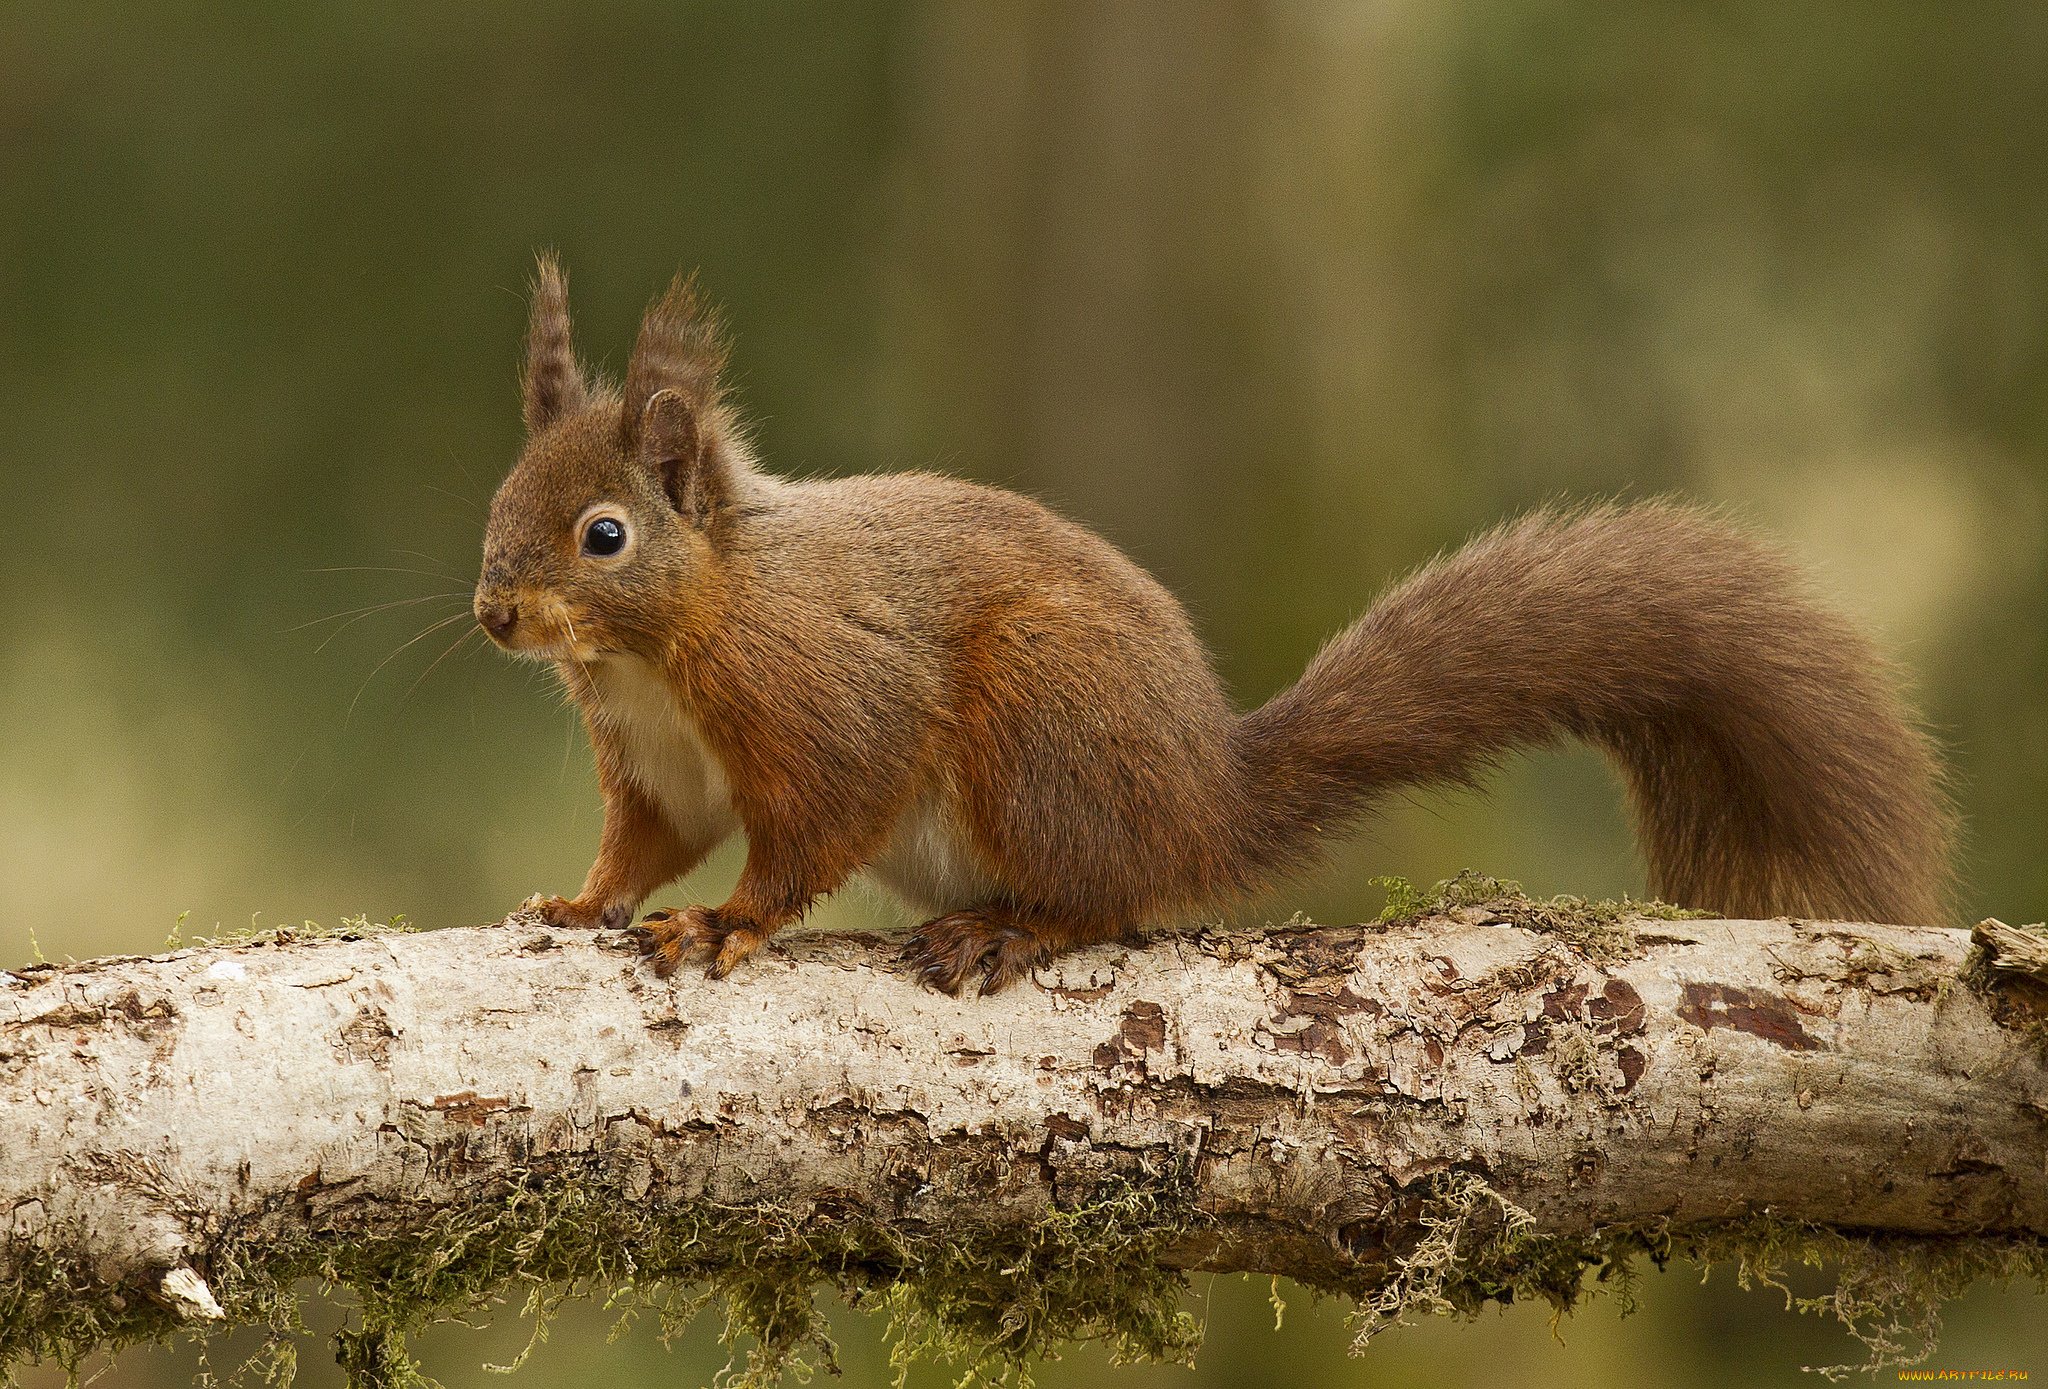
xmin=475 ymin=255 xmax=749 ymax=662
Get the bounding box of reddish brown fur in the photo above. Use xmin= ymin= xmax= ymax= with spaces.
xmin=476 ymin=257 xmax=1957 ymax=995
xmin=1236 ymin=509 xmax=1957 ymax=928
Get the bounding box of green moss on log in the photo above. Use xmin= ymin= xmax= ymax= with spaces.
xmin=3 ymin=1162 xmax=1204 ymax=1389
xmin=1372 ymin=870 xmax=1710 ymax=965
xmin=11 ymin=1159 xmax=2045 ymax=1387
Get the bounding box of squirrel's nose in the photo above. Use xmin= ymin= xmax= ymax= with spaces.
xmin=477 ymin=600 xmax=519 ymax=639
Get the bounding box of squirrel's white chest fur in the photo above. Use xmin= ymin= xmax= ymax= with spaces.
xmin=585 ymin=655 xmax=1000 ymax=912
xmin=584 ymin=657 xmax=740 ymax=849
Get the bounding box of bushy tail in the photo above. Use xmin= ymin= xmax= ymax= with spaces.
xmin=1232 ymin=502 xmax=1956 ymax=925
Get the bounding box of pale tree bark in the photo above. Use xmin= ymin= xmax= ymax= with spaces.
xmin=3 ymin=894 xmax=2047 ymax=1383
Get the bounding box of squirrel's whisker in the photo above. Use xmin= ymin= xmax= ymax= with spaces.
xmin=392 ymin=549 xmax=474 ymax=583
xmin=294 ymin=593 xmax=468 ymax=648
xmin=423 ymin=482 xmax=484 ymax=517
xmin=309 ymin=565 xmax=474 ymax=585
xmin=345 ymin=610 xmax=477 ymax=728
xmin=399 ymin=624 xmax=486 ymax=707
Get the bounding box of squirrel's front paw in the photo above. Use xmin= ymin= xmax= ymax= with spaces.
xmin=636 ymin=906 xmax=769 ymax=980
xmin=524 ymin=894 xmax=634 ymax=931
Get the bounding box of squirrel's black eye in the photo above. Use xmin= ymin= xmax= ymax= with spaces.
xmin=583 ymin=516 xmax=626 ymax=557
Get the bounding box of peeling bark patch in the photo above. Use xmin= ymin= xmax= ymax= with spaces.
xmin=17 ymin=991 xmax=176 ymax=1035
xmin=1121 ymin=1002 xmax=1166 ymax=1049
xmin=1517 ymin=979 xmax=1593 ymax=1057
xmin=418 ymin=1092 xmax=526 ymax=1126
xmin=1044 ymin=1114 xmax=1089 ymax=1140
xmin=1277 ymin=984 xmax=1380 ymax=1020
xmin=21 ymin=1002 xmax=108 ymax=1029
xmin=112 ymin=991 xmax=176 ymax=1023
xmin=1587 ymin=979 xmax=1646 ymax=1035
xmin=1935 ymin=1157 xmax=2004 ymax=1179
xmin=1967 ymin=967 xmax=2048 ymax=1039
xmin=1266 ymin=976 xmax=1377 ymax=1067
xmin=1271 ymin=1019 xmax=1351 ymax=1066
xmin=1259 ymin=926 xmax=1367 ymax=985
xmin=1094 ymin=1001 xmax=1168 ymax=1069
xmin=1616 ymin=1045 xmax=1646 ymax=1092
xmin=1677 ymin=983 xmax=1823 ymax=1051
xmin=1571 ymin=1146 xmax=1605 ymax=1185
xmin=1935 ymin=1136 xmax=2003 ymax=1179
xmin=339 ymin=1006 xmax=397 ymax=1063
xmin=645 ymin=1017 xmax=691 ymax=1044
xmin=1541 ymin=982 xmax=1588 ymax=1022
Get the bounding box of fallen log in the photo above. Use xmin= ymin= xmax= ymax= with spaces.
xmin=4 ymin=880 xmax=2046 ymax=1384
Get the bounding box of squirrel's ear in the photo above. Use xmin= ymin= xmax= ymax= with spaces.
xmin=522 ymin=252 xmax=589 ymax=434
xmin=620 ymin=271 xmax=726 ymax=450
xmin=623 ymin=273 xmax=734 ymax=526
xmin=641 ymin=389 xmax=728 ymax=526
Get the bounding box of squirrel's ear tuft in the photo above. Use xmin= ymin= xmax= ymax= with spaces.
xmin=641 ymin=389 xmax=729 ymax=526
xmin=620 ymin=271 xmax=727 ymax=456
xmin=522 ymin=252 xmax=589 ymax=434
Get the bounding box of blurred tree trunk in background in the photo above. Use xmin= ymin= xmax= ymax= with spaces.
xmin=875 ymin=1 xmax=2048 ymax=926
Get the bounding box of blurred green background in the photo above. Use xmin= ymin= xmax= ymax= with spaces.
xmin=5 ymin=0 xmax=2045 ymax=1384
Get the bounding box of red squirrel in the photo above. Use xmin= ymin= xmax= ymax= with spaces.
xmin=474 ymin=257 xmax=1956 ymax=995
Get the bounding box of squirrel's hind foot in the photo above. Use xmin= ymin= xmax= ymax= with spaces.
xmin=636 ymin=905 xmax=767 ymax=980
xmin=903 ymin=908 xmax=1058 ymax=996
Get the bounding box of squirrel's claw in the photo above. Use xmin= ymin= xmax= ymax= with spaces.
xmin=637 ymin=905 xmax=767 ymax=980
xmin=705 ymin=926 xmax=768 ymax=980
xmin=903 ymin=910 xmax=1049 ymax=996
xmin=636 ymin=905 xmax=717 ymax=978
